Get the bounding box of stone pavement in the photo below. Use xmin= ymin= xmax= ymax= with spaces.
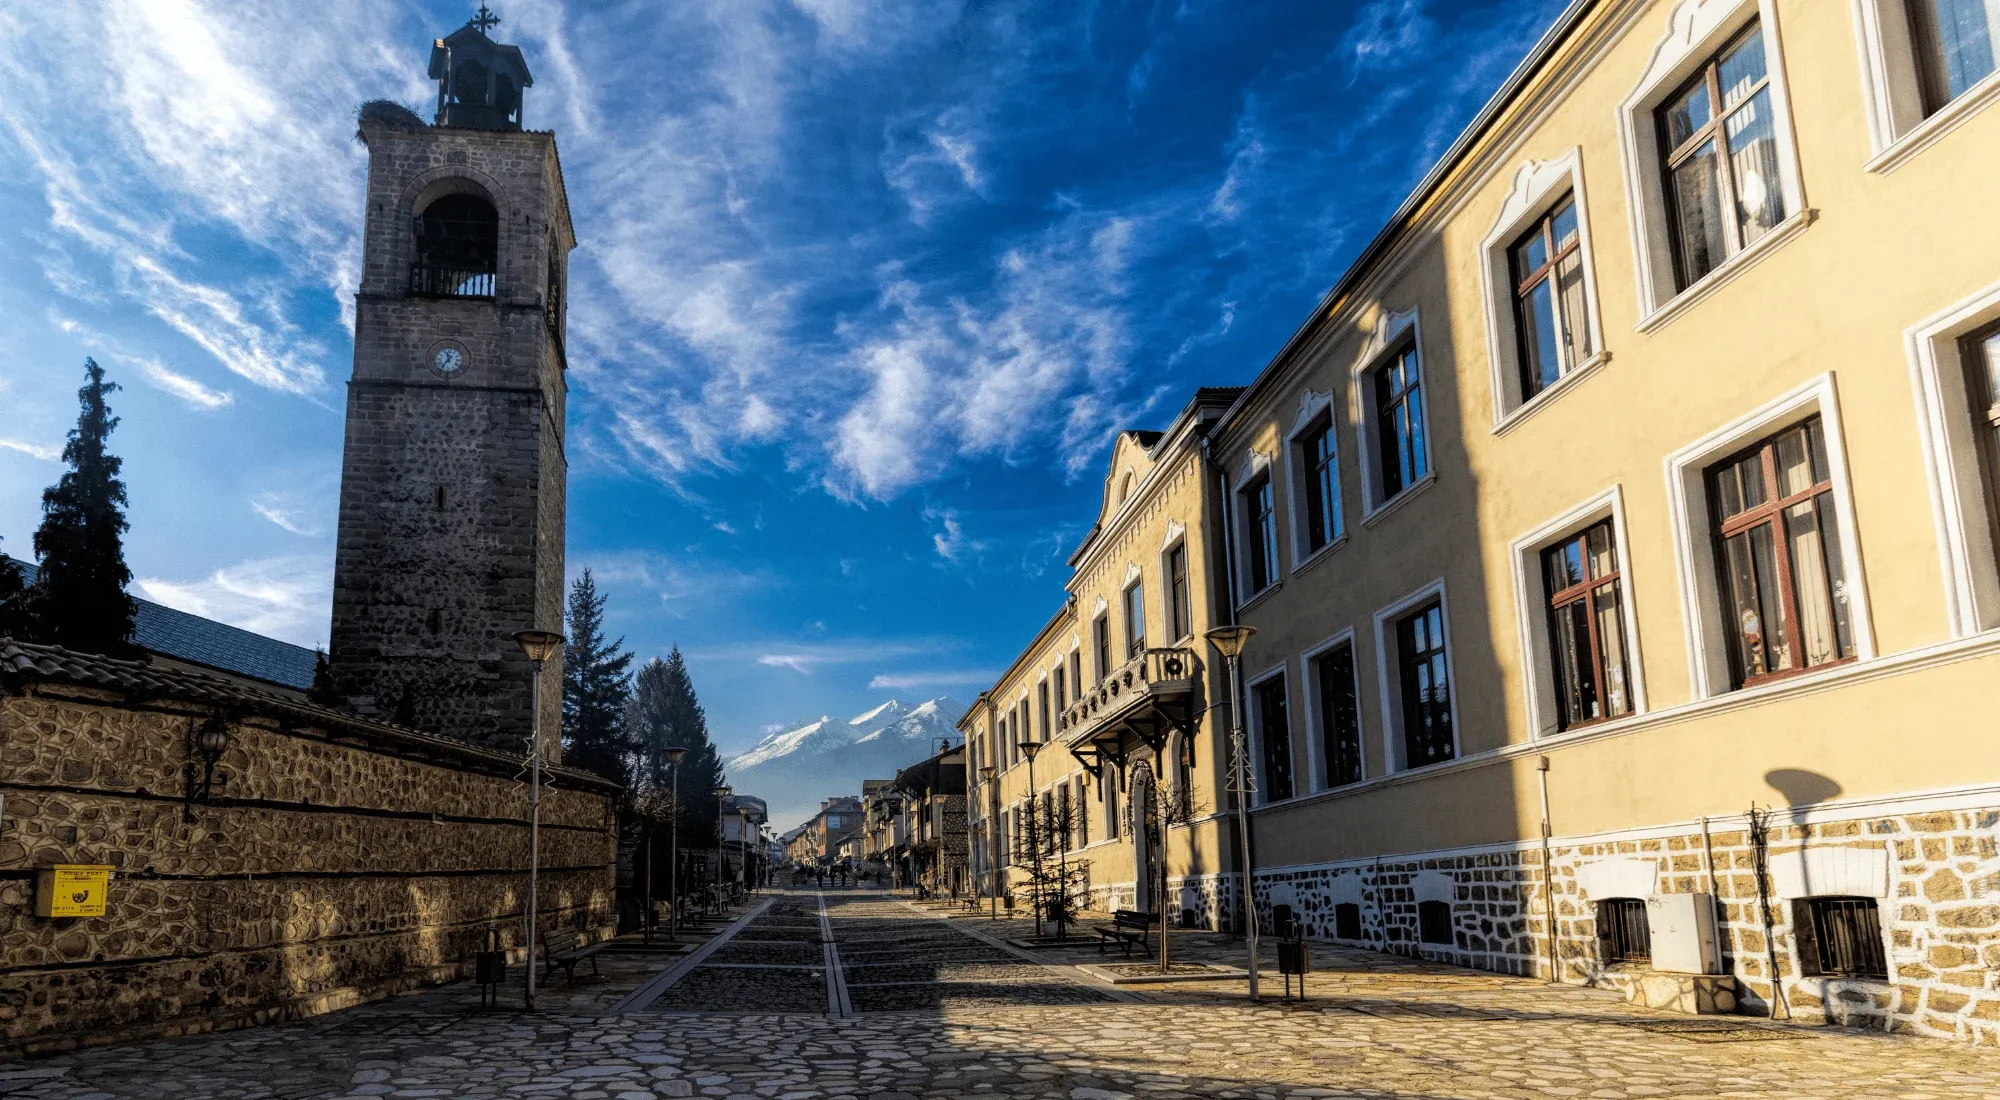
xmin=4 ymin=889 xmax=1998 ymax=1100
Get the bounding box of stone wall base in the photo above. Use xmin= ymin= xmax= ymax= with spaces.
xmin=1594 ymin=969 xmax=1739 ymax=1015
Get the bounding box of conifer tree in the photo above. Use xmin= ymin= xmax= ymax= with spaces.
xmin=626 ymin=648 xmax=725 ymax=844
xmin=31 ymin=359 xmax=137 ymax=654
xmin=561 ymin=570 xmax=633 ymax=786
xmin=307 ymin=648 xmax=345 ymax=707
xmin=0 ymin=539 xmax=30 ymax=640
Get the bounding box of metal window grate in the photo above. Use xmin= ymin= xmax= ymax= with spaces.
xmin=1598 ymin=898 xmax=1652 ymax=963
xmin=1794 ymin=896 xmax=1887 ymax=980
xmin=1334 ymin=902 xmax=1363 ymax=940
xmin=1417 ymin=900 xmax=1453 ymax=945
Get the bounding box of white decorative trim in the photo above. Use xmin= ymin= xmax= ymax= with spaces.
xmin=1631 ymin=210 xmax=1815 ymax=336
xmin=1663 ymin=372 xmax=1876 ymax=700
xmin=1505 ymin=485 xmax=1650 ymax=739
xmin=1769 ymin=846 xmax=1890 ymax=900
xmin=1158 ymin=519 xmax=1186 ymax=554
xmin=1236 ymin=448 xmax=1273 ymax=484
xmin=1575 ymin=857 xmax=1661 ymax=901
xmin=1904 ymin=279 xmax=2000 ymax=636
xmin=1122 ymin=561 xmax=1142 ymax=587
xmin=1299 ymin=626 xmax=1362 ymax=792
xmin=1491 ymin=352 xmax=1612 ymax=436
xmin=1092 ymin=594 xmax=1109 ymax=617
xmin=1371 ymin=577 xmax=1460 ymax=773
xmin=1322 ymin=874 xmax=1365 ymax=907
xmin=1359 ymin=471 xmax=1438 ymax=530
xmin=1852 ymin=0 xmax=2000 ymax=173
xmin=1478 ymin=148 xmax=1607 ymax=425
xmin=1412 ymin=870 xmax=1456 ymax=904
xmin=1351 ymin=306 xmax=1421 ymax=375
xmin=1616 ymin=0 xmax=1809 ymax=323
xmin=1351 ymin=306 xmax=1434 ymax=516
xmin=1287 ymin=387 xmax=1335 ymax=438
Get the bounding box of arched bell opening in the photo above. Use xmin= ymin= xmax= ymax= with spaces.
xmin=411 ymin=193 xmax=499 ymax=298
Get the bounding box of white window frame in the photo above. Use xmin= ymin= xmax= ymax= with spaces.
xmin=1617 ymin=0 xmax=1813 ymax=332
xmin=1121 ymin=567 xmax=1147 ymax=657
xmin=1284 ymin=388 xmax=1348 ymax=570
xmin=1371 ymin=578 xmax=1461 ymax=773
xmin=1353 ymin=306 xmax=1437 ymax=521
xmin=1664 ymin=372 xmax=1878 ymax=700
xmin=1852 ymin=0 xmax=2000 ymax=173
xmin=1905 ymin=278 xmax=2000 ymax=636
xmin=1158 ymin=521 xmax=1193 ymax=643
xmin=1300 ymin=626 xmax=1364 ymax=793
xmin=1233 ymin=449 xmax=1281 ymax=604
xmin=1507 ymin=486 xmax=1651 ymax=739
xmin=1479 ymin=148 xmax=1611 ymax=429
xmin=1244 ymin=660 xmax=1293 ymax=807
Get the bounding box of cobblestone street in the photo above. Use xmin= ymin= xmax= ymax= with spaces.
xmin=4 ymin=890 xmax=1997 ymax=1100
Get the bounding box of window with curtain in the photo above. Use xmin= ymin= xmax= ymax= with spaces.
xmin=1166 ymin=542 xmax=1191 ymax=640
xmin=1069 ymin=649 xmax=1082 ymax=696
xmin=1245 ymin=473 xmax=1278 ymax=592
xmin=1314 ymin=642 xmax=1363 ymax=788
xmin=1374 ymin=346 xmax=1429 ymax=498
xmin=1707 ymin=416 xmax=1855 ymax=687
xmin=1124 ymin=580 xmax=1147 ymax=658
xmin=1657 ymin=22 xmax=1786 ymax=289
xmin=1093 ymin=616 xmax=1112 ymax=682
xmin=1038 ymin=680 xmax=1051 ymax=740
xmin=1909 ymin=0 xmax=2000 ymax=114
xmin=1053 ymin=665 xmax=1067 ymax=713
xmin=1302 ymin=413 xmax=1342 ymax=552
xmin=1964 ymin=322 xmax=2000 ymax=568
xmin=1509 ymin=195 xmax=1592 ymax=398
xmin=1396 ymin=601 xmax=1455 ymax=768
xmin=1254 ymin=676 xmax=1294 ymax=803
xmin=1542 ymin=519 xmax=1634 ymax=730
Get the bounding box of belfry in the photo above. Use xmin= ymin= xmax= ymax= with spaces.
xmin=329 ymin=7 xmax=573 ymax=757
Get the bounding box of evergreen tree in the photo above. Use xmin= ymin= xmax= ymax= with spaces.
xmin=307 ymin=648 xmax=345 ymax=707
xmin=31 ymin=359 xmax=136 ymax=654
xmin=561 ymin=570 xmax=633 ymax=785
xmin=0 ymin=538 xmax=30 ymax=640
xmin=626 ymin=648 xmax=725 ymax=845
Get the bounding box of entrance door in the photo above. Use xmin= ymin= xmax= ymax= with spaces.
xmin=1129 ymin=766 xmax=1156 ymax=913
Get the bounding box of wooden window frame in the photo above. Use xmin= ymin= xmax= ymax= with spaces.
xmin=1655 ymin=21 xmax=1775 ymax=290
xmin=1541 ymin=519 xmax=1633 ymax=731
xmin=1166 ymin=542 xmax=1191 ymax=641
xmin=1252 ymin=672 xmax=1294 ymax=804
xmin=1244 ymin=473 xmax=1278 ymax=593
xmin=1395 ymin=600 xmax=1455 ymax=769
xmin=1373 ymin=344 xmax=1429 ymax=499
xmin=1508 ymin=194 xmax=1586 ymax=400
xmin=1093 ymin=615 xmax=1112 ymax=683
xmin=1962 ymin=320 xmax=2000 ymax=564
xmin=1314 ymin=641 xmax=1363 ymax=789
xmin=1705 ymin=418 xmax=1855 ymax=689
xmin=1302 ymin=413 xmax=1340 ymax=553
xmin=1124 ymin=579 xmax=1147 ymax=659
xmin=1908 ymin=0 xmax=2000 ymax=116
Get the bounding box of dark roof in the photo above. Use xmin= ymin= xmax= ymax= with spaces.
xmin=0 ymin=639 xmax=619 ymax=793
xmin=895 ymin=747 xmax=966 ymax=797
xmin=7 ymin=558 xmax=317 ymax=691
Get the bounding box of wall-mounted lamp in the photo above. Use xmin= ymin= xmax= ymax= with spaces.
xmin=184 ymin=712 xmax=231 ymax=817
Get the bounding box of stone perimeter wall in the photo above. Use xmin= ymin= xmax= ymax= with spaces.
xmin=1243 ymin=801 xmax=2000 ymax=1046
xmin=0 ymin=687 xmax=618 ymax=1056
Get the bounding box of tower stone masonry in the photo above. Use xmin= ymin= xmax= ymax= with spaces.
xmin=330 ymin=19 xmax=572 ymax=760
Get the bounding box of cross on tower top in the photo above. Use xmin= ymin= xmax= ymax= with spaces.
xmin=469 ymin=5 xmax=500 ymax=33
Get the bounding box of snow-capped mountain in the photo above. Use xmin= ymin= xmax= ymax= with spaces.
xmin=727 ymin=697 xmax=965 ymax=830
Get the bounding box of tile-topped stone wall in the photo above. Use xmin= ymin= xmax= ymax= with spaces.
xmin=0 ymin=686 xmax=617 ymax=1055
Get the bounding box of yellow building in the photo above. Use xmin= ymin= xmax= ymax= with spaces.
xmin=971 ymin=0 xmax=2000 ymax=1043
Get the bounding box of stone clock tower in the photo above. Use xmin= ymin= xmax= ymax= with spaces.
xmin=330 ymin=9 xmax=572 ymax=759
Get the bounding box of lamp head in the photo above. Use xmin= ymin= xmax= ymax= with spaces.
xmin=197 ymin=713 xmax=230 ymax=758
xmin=717 ymin=785 xmax=733 ymax=799
xmin=1203 ymin=624 xmax=1256 ymax=660
xmin=512 ymin=629 xmax=566 ymax=663
xmin=1019 ymin=740 xmax=1043 ymax=761
xmin=979 ymin=765 xmax=996 ymax=780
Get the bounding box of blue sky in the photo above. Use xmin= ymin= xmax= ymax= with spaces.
xmin=0 ymin=0 xmax=1562 ymax=757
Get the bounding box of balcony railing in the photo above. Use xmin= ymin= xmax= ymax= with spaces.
xmin=1057 ymin=646 xmax=1200 ymax=747
xmin=410 ymin=263 xmax=495 ymax=299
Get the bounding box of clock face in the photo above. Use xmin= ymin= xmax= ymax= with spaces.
xmin=433 ymin=347 xmax=464 ymax=375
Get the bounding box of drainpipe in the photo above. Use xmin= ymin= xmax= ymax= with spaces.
xmin=1537 ymin=755 xmax=1559 ymax=984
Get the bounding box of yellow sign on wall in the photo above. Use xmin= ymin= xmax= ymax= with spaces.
xmin=34 ymin=865 xmax=113 ymax=918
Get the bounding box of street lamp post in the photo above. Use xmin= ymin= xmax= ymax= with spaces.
xmin=715 ymin=785 xmax=733 ymax=901
xmin=511 ymin=629 xmax=565 ymax=1012
xmin=981 ymin=764 xmax=999 ymax=919
xmin=664 ymin=746 xmax=686 ymax=940
xmin=1206 ymin=624 xmax=1259 ymax=1001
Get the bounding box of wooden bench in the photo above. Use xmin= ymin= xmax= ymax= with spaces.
xmin=1094 ymin=909 xmax=1158 ymax=958
xmin=540 ymin=933 xmax=606 ymax=986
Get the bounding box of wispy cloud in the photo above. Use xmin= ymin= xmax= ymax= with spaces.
xmin=136 ymin=554 xmax=332 ymax=648
xmin=868 ymin=669 xmax=997 ymax=690
xmin=132 ymin=357 xmax=232 ymax=410
xmin=758 ymin=653 xmax=820 ymax=674
xmin=0 ymin=438 xmax=61 ymax=462
xmin=249 ymin=492 xmax=320 ymax=537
